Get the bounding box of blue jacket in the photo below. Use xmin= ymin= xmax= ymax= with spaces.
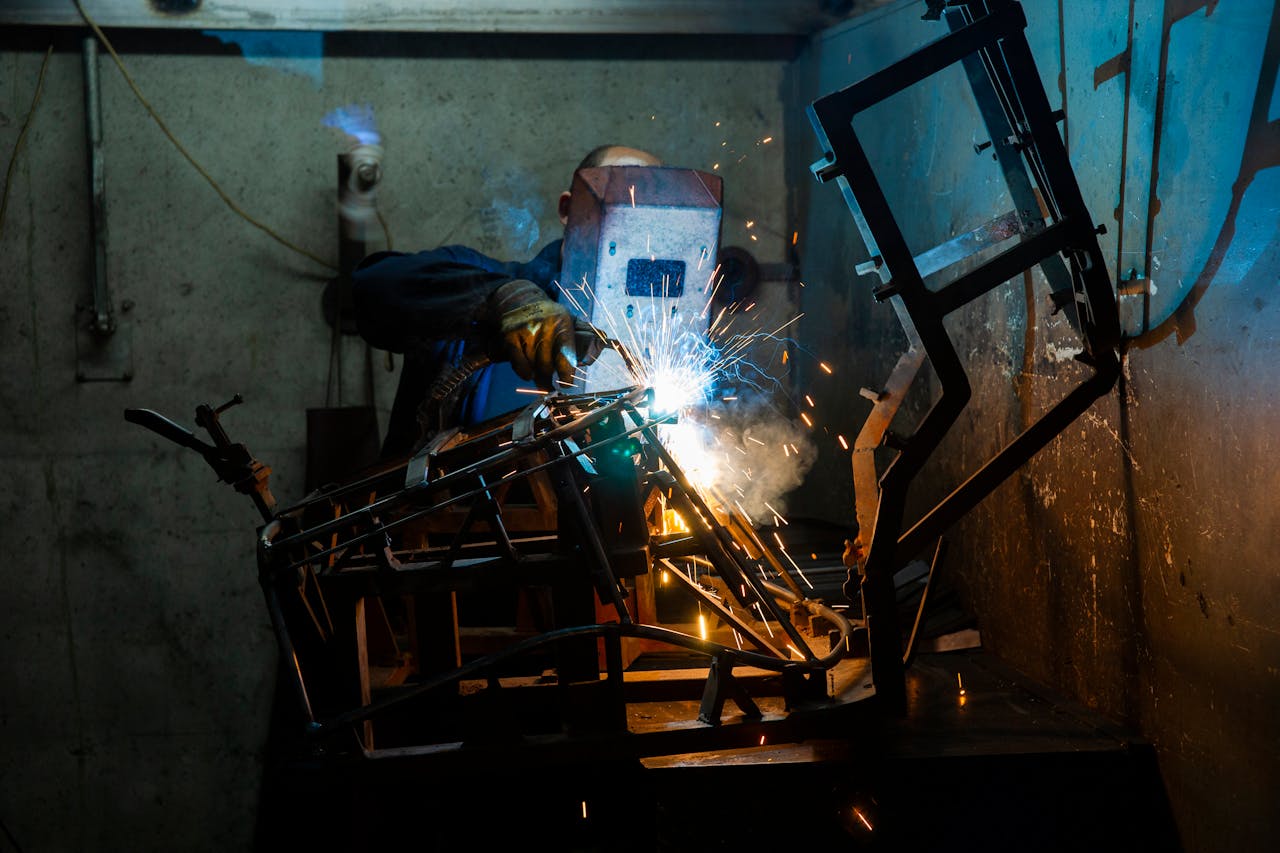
xmin=353 ymin=239 xmax=562 ymax=457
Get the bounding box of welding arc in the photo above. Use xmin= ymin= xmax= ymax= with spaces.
xmin=0 ymin=44 xmax=52 ymax=242
xmin=73 ymin=1 xmax=338 ymax=273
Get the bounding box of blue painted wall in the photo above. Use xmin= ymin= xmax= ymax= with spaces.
xmin=787 ymin=1 xmax=1279 ymax=849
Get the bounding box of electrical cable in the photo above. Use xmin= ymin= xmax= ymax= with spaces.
xmin=72 ymin=1 xmax=338 ymax=272
xmin=0 ymin=44 xmax=53 ymax=242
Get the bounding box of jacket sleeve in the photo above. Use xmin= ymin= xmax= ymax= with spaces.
xmin=352 ymin=249 xmax=512 ymax=353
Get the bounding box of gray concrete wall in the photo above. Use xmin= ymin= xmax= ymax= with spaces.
xmin=788 ymin=1 xmax=1278 ymax=850
xmin=0 ymin=30 xmax=793 ymax=850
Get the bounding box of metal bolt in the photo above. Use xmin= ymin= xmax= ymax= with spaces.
xmin=973 ymin=140 xmax=992 ymax=154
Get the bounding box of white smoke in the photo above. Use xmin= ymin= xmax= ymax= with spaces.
xmin=666 ymin=392 xmax=817 ymax=521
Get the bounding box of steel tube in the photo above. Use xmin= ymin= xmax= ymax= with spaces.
xmin=82 ymin=36 xmax=114 ymax=335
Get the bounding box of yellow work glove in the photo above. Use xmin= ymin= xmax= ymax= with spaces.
xmin=490 ymin=279 xmax=578 ymax=390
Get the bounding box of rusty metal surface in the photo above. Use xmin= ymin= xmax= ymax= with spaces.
xmin=790 ymin=2 xmax=1280 ymax=850
xmin=805 ymin=0 xmax=1121 ymax=709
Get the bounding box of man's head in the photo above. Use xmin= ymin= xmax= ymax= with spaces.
xmin=558 ymin=145 xmax=662 ymax=225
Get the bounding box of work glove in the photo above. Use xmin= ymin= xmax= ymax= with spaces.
xmin=573 ymin=318 xmax=607 ymax=369
xmin=490 ymin=279 xmax=578 ymax=390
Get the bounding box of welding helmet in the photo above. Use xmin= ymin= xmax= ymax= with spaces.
xmin=560 ymin=165 xmax=724 ymax=393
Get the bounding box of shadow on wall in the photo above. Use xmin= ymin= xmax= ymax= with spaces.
xmin=1122 ymin=2 xmax=1280 ymax=348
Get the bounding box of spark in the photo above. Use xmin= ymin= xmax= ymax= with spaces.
xmin=792 ymin=230 xmax=798 ymax=245
xmin=629 ymin=184 xmax=636 ymax=207
xmin=957 ymin=673 xmax=966 ymax=696
xmin=800 ymin=413 xmax=813 ymax=428
xmin=515 ymin=387 xmax=547 ymax=395
xmin=746 ymin=436 xmax=765 ymax=446
xmin=764 ymin=502 xmax=787 ymax=524
xmin=854 ymin=808 xmax=873 ymax=832
xmin=786 ymin=643 xmax=803 ymax=659
xmin=698 ymin=612 xmax=708 ymax=641
xmin=777 ymin=542 xmax=814 ymax=589
xmin=761 ymin=136 xmax=773 ymax=144
xmin=804 ymin=395 xmax=815 ymax=407
xmin=838 ymin=435 xmax=849 ymax=450
xmin=582 ymin=801 xmax=588 ymax=820
xmin=819 ymin=361 xmax=833 ymax=374
xmin=753 ymin=602 xmax=775 ymax=636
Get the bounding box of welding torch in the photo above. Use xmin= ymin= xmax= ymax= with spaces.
xmin=419 ymin=324 xmax=642 ymax=436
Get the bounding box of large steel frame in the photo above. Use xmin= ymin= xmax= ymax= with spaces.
xmin=128 ymin=385 xmax=865 ymax=763
xmin=806 ymin=0 xmax=1121 ymax=710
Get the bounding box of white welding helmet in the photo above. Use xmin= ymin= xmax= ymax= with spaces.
xmin=560 ymin=166 xmax=724 ymax=395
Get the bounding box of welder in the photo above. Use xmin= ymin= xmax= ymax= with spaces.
xmin=353 ymin=145 xmax=662 ymax=458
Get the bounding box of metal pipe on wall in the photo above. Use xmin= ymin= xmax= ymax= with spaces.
xmin=82 ymin=35 xmax=115 ymax=337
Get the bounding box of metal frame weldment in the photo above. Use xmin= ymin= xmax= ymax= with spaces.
xmin=127 ymin=385 xmax=866 ymax=764
xmin=806 ymin=0 xmax=1121 ymax=711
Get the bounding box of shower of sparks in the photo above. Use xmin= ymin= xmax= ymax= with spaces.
xmin=555 ymin=257 xmax=816 ymax=502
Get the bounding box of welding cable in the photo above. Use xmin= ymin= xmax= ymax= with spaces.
xmin=0 ymin=44 xmax=53 ymax=243
xmin=72 ymin=1 xmax=338 ymax=273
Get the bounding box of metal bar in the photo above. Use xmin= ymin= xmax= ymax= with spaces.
xmin=808 ymin=2 xmax=1024 ymax=125
xmin=895 ymin=355 xmax=1118 ymax=562
xmin=945 ymin=5 xmax=1084 ymax=310
xmin=660 ymin=485 xmax=790 ymax=644
xmin=645 ymin=432 xmax=816 ymax=660
xmin=903 ymin=538 xmax=947 ymax=668
xmin=724 ymin=509 xmax=805 ymax=600
xmin=552 ymin=450 xmax=632 ymax=624
xmin=659 ymin=558 xmax=782 ymax=657
xmin=932 ymin=219 xmax=1079 ymax=315
xmin=912 ymin=209 xmax=1023 ymax=279
xmin=997 ymin=32 xmax=1121 ymax=351
xmin=270 ymin=396 xmax=653 ymax=569
xmin=82 ymin=36 xmax=114 ymax=336
xmin=316 ymin=617 xmax=851 ymax=734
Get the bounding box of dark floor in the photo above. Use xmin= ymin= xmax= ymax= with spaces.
xmin=258 ymin=649 xmax=1180 ymax=852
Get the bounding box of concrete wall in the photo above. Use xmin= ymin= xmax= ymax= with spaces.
xmin=0 ymin=30 xmax=793 ymax=850
xmin=789 ymin=1 xmax=1278 ymax=850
